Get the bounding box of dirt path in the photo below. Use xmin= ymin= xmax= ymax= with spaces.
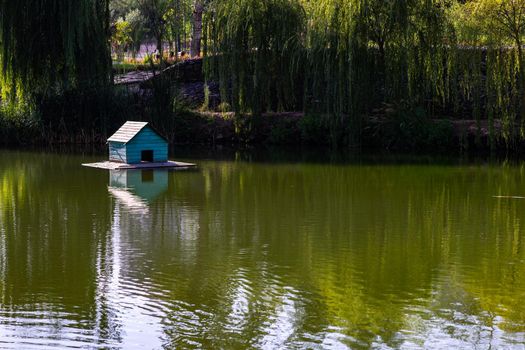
xmin=114 ymin=71 xmax=155 ymax=85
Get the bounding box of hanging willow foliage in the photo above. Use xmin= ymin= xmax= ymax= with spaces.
xmin=204 ymin=0 xmax=461 ymax=146
xmin=451 ymin=0 xmax=525 ymax=146
xmin=0 ymin=0 xmax=112 ymax=103
xmin=206 ymin=0 xmax=305 ymax=115
xmin=302 ymin=0 xmax=363 ymax=145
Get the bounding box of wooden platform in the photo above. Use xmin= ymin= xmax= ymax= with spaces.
xmin=82 ymin=160 xmax=196 ymax=170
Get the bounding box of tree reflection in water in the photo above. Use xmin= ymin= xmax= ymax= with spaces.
xmin=0 ymin=150 xmax=524 ymax=348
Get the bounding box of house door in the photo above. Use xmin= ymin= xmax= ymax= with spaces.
xmin=141 ymin=150 xmax=154 ymax=162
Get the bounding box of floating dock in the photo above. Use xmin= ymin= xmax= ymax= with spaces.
xmin=82 ymin=160 xmax=196 ymax=170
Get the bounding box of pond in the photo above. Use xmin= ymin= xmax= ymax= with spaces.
xmin=0 ymin=149 xmax=524 ymax=349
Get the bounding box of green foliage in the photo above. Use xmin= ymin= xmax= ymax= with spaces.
xmin=206 ymin=0 xmax=305 ymax=115
xmin=112 ymin=18 xmax=133 ymax=61
xmin=372 ymin=106 xmax=454 ymax=151
xmin=218 ymin=102 xmax=231 ymax=113
xmin=298 ymin=114 xmax=329 ymax=145
xmin=137 ymin=0 xmax=171 ymax=46
xmin=267 ymin=117 xmax=299 ymax=144
xmin=144 ymin=53 xmax=155 ymax=65
xmin=109 ymin=0 xmax=194 ymax=62
xmin=0 ymin=0 xmax=111 ymax=103
xmin=3 ymin=0 xmax=525 ymax=151
xmin=112 ymin=62 xmax=155 ymax=74
xmin=204 ymin=0 xmax=457 ymax=146
xmin=36 ymin=86 xmax=136 ymax=142
xmin=163 ymin=0 xmax=193 ymax=51
xmin=126 ymin=9 xmax=147 ymax=57
xmin=455 ymin=0 xmax=525 ymax=46
xmin=0 ymin=86 xmax=143 ymax=144
xmin=200 ymin=0 xmax=525 ymax=149
xmin=0 ymin=104 xmax=40 ymax=144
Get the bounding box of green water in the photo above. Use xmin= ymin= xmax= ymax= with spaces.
xmin=0 ymin=149 xmax=525 ymax=349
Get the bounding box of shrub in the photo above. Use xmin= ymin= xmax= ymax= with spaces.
xmin=373 ymin=106 xmax=454 ymax=151
xmin=298 ymin=114 xmax=329 ymax=145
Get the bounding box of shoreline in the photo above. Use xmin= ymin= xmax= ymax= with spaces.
xmin=0 ymin=109 xmax=514 ymax=154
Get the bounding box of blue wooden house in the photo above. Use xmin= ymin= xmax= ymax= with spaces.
xmin=107 ymin=121 xmax=168 ymax=164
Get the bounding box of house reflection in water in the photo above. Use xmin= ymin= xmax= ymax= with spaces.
xmin=108 ymin=169 xmax=168 ymax=214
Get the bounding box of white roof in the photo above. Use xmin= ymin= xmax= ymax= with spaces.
xmin=107 ymin=121 xmax=149 ymax=143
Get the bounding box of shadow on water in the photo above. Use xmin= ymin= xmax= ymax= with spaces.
xmin=169 ymin=144 xmax=525 ymax=169
xmin=5 ymin=143 xmax=525 ymax=167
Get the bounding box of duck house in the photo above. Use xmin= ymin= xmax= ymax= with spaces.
xmin=108 ymin=121 xmax=168 ymax=164
xmin=82 ymin=121 xmax=196 ymax=170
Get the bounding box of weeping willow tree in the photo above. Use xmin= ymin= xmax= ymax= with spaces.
xmin=451 ymin=0 xmax=525 ymax=147
xmin=303 ymin=0 xmax=456 ymax=145
xmin=205 ymin=0 xmax=305 ymax=115
xmin=204 ymin=0 xmax=456 ymax=146
xmin=0 ymin=0 xmax=112 ymax=105
xmin=203 ymin=0 xmax=525 ymax=148
xmin=302 ymin=0 xmax=365 ymax=145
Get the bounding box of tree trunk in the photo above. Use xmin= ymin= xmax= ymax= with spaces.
xmin=191 ymin=0 xmax=204 ymax=57
xmin=105 ymin=0 xmax=113 ymax=84
xmin=157 ymin=33 xmax=164 ymax=65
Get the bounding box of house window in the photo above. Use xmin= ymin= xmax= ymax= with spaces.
xmin=141 ymin=150 xmax=154 ymax=162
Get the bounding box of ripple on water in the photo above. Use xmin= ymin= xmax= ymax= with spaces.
xmin=0 ymin=308 xmax=119 ymax=349
xmin=3 ymin=153 xmax=525 ymax=349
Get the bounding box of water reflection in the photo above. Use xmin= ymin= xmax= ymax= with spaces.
xmin=108 ymin=169 xmax=168 ymax=214
xmin=0 ymin=151 xmax=114 ymax=348
xmin=1 ymin=151 xmax=525 ymax=349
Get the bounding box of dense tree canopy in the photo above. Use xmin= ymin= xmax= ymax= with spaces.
xmin=110 ymin=0 xmax=197 ymax=60
xmin=0 ymin=0 xmax=112 ymax=102
xmin=204 ymin=0 xmax=525 ymax=145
